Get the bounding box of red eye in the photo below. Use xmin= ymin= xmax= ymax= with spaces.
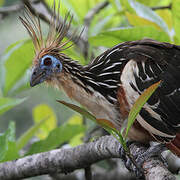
xmin=43 ymin=57 xmax=52 ymax=66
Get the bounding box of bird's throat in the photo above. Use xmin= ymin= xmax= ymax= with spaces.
xmin=51 ymin=71 xmax=121 ymax=129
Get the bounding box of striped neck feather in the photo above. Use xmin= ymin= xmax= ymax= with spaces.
xmin=61 ymin=52 xmax=127 ymax=104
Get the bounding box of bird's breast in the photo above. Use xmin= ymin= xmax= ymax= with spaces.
xmin=54 ymin=73 xmax=121 ymax=128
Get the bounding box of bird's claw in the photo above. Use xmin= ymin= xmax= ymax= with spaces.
xmin=119 ymin=141 xmax=146 ymax=179
xmin=119 ymin=142 xmax=167 ymax=179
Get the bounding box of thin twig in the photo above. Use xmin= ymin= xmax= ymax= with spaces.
xmin=85 ymin=166 xmax=92 ymax=180
xmin=50 ymin=164 xmax=135 ymax=180
xmin=151 ymin=4 xmax=172 ymax=10
xmin=82 ymin=1 xmax=109 ymax=59
xmin=83 ymin=1 xmax=109 ymax=40
xmin=0 ymin=3 xmax=24 ymax=14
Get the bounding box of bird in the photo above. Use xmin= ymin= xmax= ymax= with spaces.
xmin=20 ymin=2 xmax=180 ymax=167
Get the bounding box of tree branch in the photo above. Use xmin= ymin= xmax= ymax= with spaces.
xmin=84 ymin=1 xmax=109 ymax=31
xmin=0 ymin=136 xmax=175 ymax=180
xmin=84 ymin=166 xmax=92 ymax=180
xmin=0 ymin=3 xmax=24 ymax=14
xmin=151 ymin=4 xmax=172 ymax=10
xmin=82 ymin=1 xmax=109 ymax=59
xmin=0 ymin=2 xmax=24 ymax=20
xmin=50 ymin=164 xmax=135 ymax=180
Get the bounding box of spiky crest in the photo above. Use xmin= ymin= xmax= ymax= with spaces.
xmin=19 ymin=1 xmax=78 ymax=61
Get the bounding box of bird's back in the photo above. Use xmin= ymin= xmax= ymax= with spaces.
xmin=89 ymin=39 xmax=180 ymax=156
xmin=85 ymin=39 xmax=180 ymax=156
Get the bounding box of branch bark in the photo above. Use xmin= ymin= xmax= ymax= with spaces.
xmin=50 ymin=164 xmax=135 ymax=180
xmin=0 ymin=3 xmax=24 ymax=14
xmin=0 ymin=136 xmax=176 ymax=180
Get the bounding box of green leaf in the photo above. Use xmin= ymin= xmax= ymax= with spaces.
xmin=63 ymin=0 xmax=103 ymax=23
xmin=57 ymin=100 xmax=97 ymax=122
xmin=58 ymin=100 xmax=115 ymax=130
xmin=96 ymin=118 xmax=127 ymax=151
xmin=126 ymin=12 xmax=162 ymax=30
xmin=89 ymin=3 xmax=121 ymax=37
xmin=3 ymin=40 xmax=33 ymax=95
xmin=125 ymin=81 xmax=161 ymax=138
xmin=45 ymin=0 xmax=79 ymax=23
xmin=46 ymin=0 xmax=101 ymax=24
xmin=109 ymin=0 xmax=122 ymax=11
xmin=0 ymin=41 xmax=25 ymax=94
xmin=126 ymin=0 xmax=169 ymax=33
xmin=0 ymin=59 xmax=5 ymax=95
xmin=26 ymin=124 xmax=85 ymax=155
xmin=135 ymin=0 xmax=161 ymax=6
xmin=0 ymin=0 xmax=4 ymax=6
xmin=96 ymin=118 xmax=116 ymax=130
xmin=32 ymin=104 xmax=57 ymax=139
xmin=16 ymin=117 xmax=49 ymax=151
xmin=67 ymin=114 xmax=83 ymax=125
xmin=68 ymin=114 xmax=84 ymax=147
xmin=8 ymin=69 xmax=31 ymax=95
xmin=0 ymin=97 xmax=26 ymax=115
xmin=156 ymin=9 xmax=173 ymax=30
xmin=30 ymin=100 xmax=126 ymax=153
xmin=5 ymin=40 xmax=25 ymax=53
xmin=172 ymin=0 xmax=180 ymax=44
xmin=57 ymin=100 xmax=127 ymax=150
xmin=89 ymin=26 xmax=170 ymax=47
xmin=69 ymin=133 xmax=84 ymax=147
xmin=0 ymin=122 xmax=19 ymax=162
xmin=63 ymin=44 xmax=86 ymax=65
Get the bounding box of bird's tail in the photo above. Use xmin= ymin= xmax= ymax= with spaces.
xmin=166 ymin=133 xmax=180 ymax=157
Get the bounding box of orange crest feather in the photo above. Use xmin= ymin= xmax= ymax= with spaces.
xmin=19 ymin=1 xmax=78 ymax=58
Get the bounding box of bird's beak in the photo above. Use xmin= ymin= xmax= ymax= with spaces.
xmin=30 ymin=67 xmax=47 ymax=87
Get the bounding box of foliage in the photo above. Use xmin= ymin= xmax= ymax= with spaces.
xmin=0 ymin=97 xmax=26 ymax=115
xmin=32 ymin=104 xmax=57 ymax=140
xmin=0 ymin=122 xmax=19 ymax=162
xmin=0 ymin=0 xmax=4 ymax=6
xmin=0 ymin=39 xmax=85 ymax=161
xmin=26 ymin=123 xmax=85 ymax=155
xmin=0 ymin=0 xmax=179 ymax=169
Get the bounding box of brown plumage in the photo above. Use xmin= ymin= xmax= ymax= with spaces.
xmin=20 ymin=3 xmax=180 ymax=158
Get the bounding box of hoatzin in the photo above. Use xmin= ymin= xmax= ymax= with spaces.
xmin=20 ymin=2 xmax=180 ymax=173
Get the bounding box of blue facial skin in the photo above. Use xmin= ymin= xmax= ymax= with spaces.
xmin=40 ymin=55 xmax=62 ymax=73
xmin=30 ymin=55 xmax=62 ymax=87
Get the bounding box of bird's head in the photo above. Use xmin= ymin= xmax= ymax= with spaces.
xmin=30 ymin=54 xmax=62 ymax=87
xmin=19 ymin=3 xmax=78 ymax=87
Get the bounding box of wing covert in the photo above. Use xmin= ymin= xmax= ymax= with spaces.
xmin=120 ymin=39 xmax=180 ymax=142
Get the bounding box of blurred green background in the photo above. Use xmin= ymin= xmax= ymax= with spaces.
xmin=0 ymin=0 xmax=180 ymax=179
xmin=0 ymin=1 xmax=74 ymax=137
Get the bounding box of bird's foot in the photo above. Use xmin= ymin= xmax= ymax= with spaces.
xmin=119 ymin=141 xmax=147 ymax=179
xmin=119 ymin=142 xmax=167 ymax=179
xmin=134 ymin=143 xmax=168 ymax=168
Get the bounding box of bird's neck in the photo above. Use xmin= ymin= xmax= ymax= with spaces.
xmin=62 ymin=57 xmax=93 ymax=95
xmin=51 ymin=56 xmax=121 ymax=128
xmin=59 ymin=54 xmax=123 ymax=104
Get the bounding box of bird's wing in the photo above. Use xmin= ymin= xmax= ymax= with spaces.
xmin=119 ymin=39 xmax=180 ymax=143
